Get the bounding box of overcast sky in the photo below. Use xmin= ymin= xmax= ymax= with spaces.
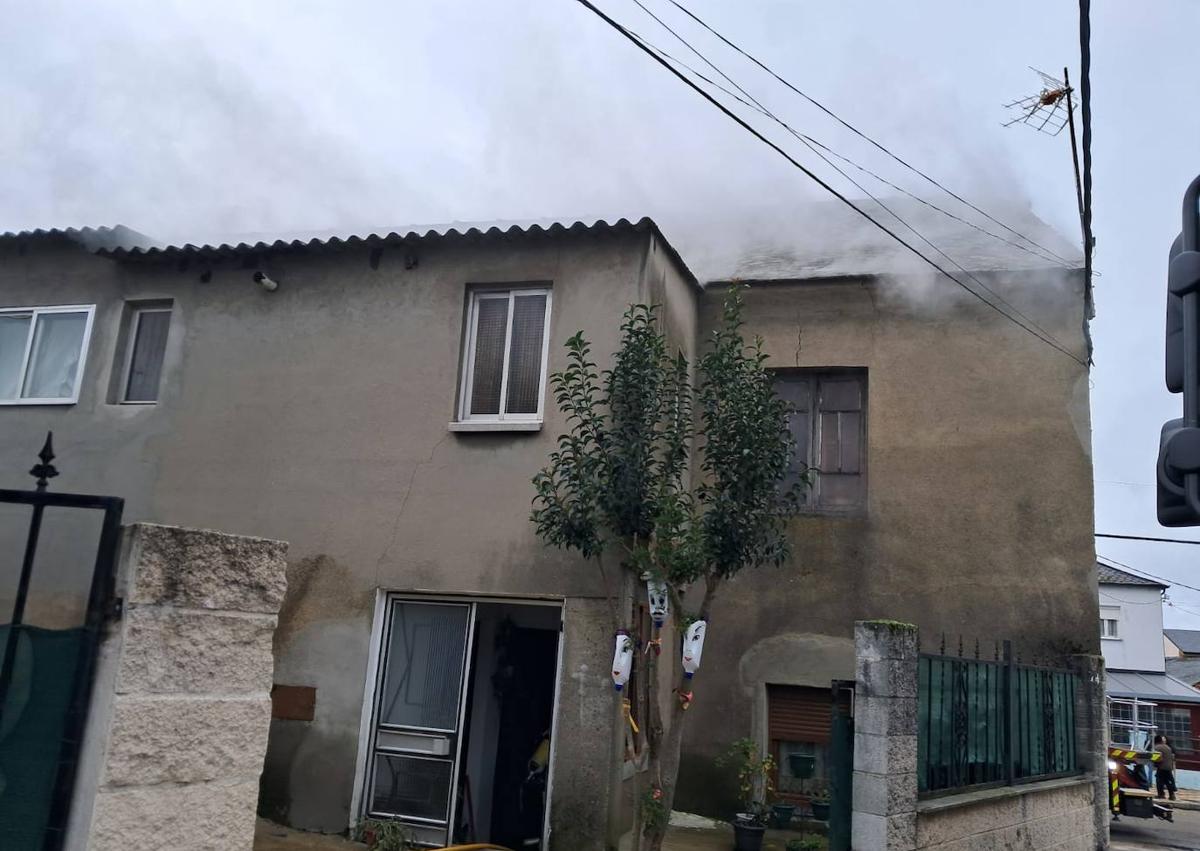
xmin=3 ymin=1 xmax=1198 ymax=625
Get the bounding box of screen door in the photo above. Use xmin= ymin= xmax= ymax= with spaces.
xmin=365 ymin=599 xmax=474 ymax=846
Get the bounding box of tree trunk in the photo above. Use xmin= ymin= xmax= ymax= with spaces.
xmin=630 ymin=597 xmax=649 ymax=847
xmin=640 ymin=576 xmax=720 ymax=851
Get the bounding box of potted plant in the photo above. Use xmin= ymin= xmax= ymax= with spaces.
xmin=717 ymin=738 xmax=775 ymax=851
xmin=354 ymin=817 xmax=413 ymax=850
xmin=769 ymin=796 xmax=797 ymax=829
xmin=809 ymin=787 xmax=831 ymax=822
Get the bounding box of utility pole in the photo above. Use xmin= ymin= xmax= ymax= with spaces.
xmin=1079 ymin=0 xmax=1094 ymax=292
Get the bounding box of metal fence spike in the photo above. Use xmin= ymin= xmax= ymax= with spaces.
xmin=30 ymin=431 xmax=58 ymax=492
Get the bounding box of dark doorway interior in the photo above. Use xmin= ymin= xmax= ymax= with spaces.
xmin=456 ymin=603 xmax=559 ymax=849
xmin=488 ymin=624 xmax=557 ymax=847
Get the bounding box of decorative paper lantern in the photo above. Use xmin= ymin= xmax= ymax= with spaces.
xmin=647 ymin=578 xmax=670 ymax=627
xmin=682 ymin=620 xmax=707 ymax=679
xmin=612 ymin=629 xmax=633 ymax=691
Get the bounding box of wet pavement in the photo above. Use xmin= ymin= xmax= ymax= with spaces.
xmin=1111 ymin=806 xmax=1200 ymax=849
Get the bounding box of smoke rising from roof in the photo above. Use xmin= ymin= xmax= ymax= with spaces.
xmin=1 ymin=0 xmax=1081 ymax=269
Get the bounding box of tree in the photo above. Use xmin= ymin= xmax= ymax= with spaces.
xmin=532 ymin=288 xmax=801 ymax=851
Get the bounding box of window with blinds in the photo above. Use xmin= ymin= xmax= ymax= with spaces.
xmin=459 ymin=288 xmax=551 ymax=422
xmin=773 ymin=369 xmax=867 ymax=511
xmin=122 ymin=306 xmax=172 ymax=403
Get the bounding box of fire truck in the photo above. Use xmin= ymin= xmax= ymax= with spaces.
xmin=1108 ymin=697 xmax=1173 ymax=822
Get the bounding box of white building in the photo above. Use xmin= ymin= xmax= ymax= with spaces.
xmin=1099 ymin=562 xmax=1168 ymax=672
xmin=1098 ymin=561 xmax=1200 ymax=781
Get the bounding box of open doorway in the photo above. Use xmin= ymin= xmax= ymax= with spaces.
xmin=456 ymin=603 xmax=560 ymax=848
xmin=358 ymin=596 xmax=562 ymax=849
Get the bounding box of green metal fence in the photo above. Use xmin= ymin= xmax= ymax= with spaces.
xmin=917 ymin=642 xmax=1080 ymax=797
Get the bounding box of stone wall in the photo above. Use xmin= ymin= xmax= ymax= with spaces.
xmin=916 ymin=778 xmax=1098 ymax=851
xmin=851 ymin=621 xmax=1108 ymax=851
xmin=67 ymin=523 xmax=287 ymax=851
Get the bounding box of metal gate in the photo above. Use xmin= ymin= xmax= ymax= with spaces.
xmin=0 ymin=433 xmax=123 ymax=851
xmin=827 ymin=680 xmax=854 ymax=851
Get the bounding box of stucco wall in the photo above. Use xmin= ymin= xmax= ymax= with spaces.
xmin=1099 ymin=583 xmax=1164 ymax=672
xmin=678 ymin=271 xmax=1096 ymax=816
xmin=0 ymin=229 xmax=693 ymax=841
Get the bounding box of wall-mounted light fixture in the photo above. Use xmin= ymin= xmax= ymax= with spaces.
xmin=253 ymin=271 xmax=279 ymax=292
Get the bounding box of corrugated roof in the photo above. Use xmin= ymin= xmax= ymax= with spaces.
xmin=1098 ymin=562 xmax=1167 ymax=588
xmin=0 ymin=225 xmax=160 ymax=252
xmin=1165 ymin=629 xmax=1200 ymax=655
xmin=1106 ymin=669 xmax=1200 ymax=704
xmin=95 ymin=216 xmax=698 ymax=288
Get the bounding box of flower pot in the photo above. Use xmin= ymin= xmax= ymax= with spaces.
xmin=769 ymin=803 xmax=796 ymax=829
xmin=788 ymin=753 xmax=816 ymax=778
xmin=732 ymin=819 xmax=766 ymax=851
xmin=810 ymin=801 xmax=831 ymax=821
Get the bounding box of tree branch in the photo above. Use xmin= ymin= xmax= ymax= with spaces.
xmin=699 ymin=573 xmax=721 ymax=621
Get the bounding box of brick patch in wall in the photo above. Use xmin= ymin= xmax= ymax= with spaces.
xmin=271 ymin=684 xmax=316 ymax=721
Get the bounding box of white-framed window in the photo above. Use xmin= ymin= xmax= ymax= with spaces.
xmin=121 ymin=305 xmax=172 ymax=403
xmin=458 ymin=287 xmax=551 ymax=423
xmin=1100 ymin=606 xmax=1120 ymax=639
xmin=0 ymin=304 xmax=96 ymax=405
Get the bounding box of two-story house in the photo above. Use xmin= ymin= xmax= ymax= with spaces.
xmin=0 ymin=209 xmax=1099 ymax=850
xmin=1098 ymin=562 xmax=1200 ymax=775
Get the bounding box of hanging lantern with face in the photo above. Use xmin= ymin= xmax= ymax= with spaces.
xmin=612 ymin=629 xmax=633 ymax=691
xmin=682 ymin=620 xmax=707 ymax=679
xmin=646 ymin=577 xmax=670 ymax=628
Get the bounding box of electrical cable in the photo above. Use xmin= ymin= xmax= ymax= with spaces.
xmin=658 ymin=0 xmax=1080 ymax=267
xmin=1098 ymin=555 xmax=1200 ymax=595
xmin=631 ymin=6 xmax=1073 ymax=271
xmin=626 ymin=22 xmax=1072 ymax=351
xmin=572 ymin=0 xmax=1087 ymax=367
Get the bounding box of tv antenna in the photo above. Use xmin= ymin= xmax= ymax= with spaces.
xmin=1002 ymin=67 xmax=1071 ymax=136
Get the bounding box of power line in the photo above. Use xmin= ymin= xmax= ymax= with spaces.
xmin=631 ymin=13 xmax=1072 ymax=272
xmin=625 ymin=17 xmax=1073 ymax=352
xmin=658 ymin=0 xmax=1079 ymax=267
xmin=1096 ymin=533 xmax=1200 ymax=546
xmin=1098 ymin=555 xmax=1200 ymax=595
xmin=1166 ymin=601 xmax=1200 ymax=619
xmin=573 ymin=0 xmax=1087 ymax=367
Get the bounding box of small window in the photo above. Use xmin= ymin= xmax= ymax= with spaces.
xmin=767 ymin=684 xmax=831 ymax=803
xmin=774 ymin=370 xmax=867 ymax=511
xmin=1153 ymin=707 xmax=1193 ymax=753
xmin=122 ymin=306 xmax=171 ymax=403
xmin=0 ymin=305 xmax=95 ymax=405
xmin=459 ymin=288 xmax=551 ymax=422
xmin=1100 ymin=607 xmax=1120 ymax=639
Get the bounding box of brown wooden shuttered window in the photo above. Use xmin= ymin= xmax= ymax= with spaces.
xmin=773 ymin=369 xmax=867 ymax=511
xmin=768 ymin=684 xmax=832 ymax=801
xmin=768 ymin=685 xmax=831 ymax=744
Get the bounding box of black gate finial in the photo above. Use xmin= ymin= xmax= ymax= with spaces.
xmin=30 ymin=431 xmax=58 ymax=492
